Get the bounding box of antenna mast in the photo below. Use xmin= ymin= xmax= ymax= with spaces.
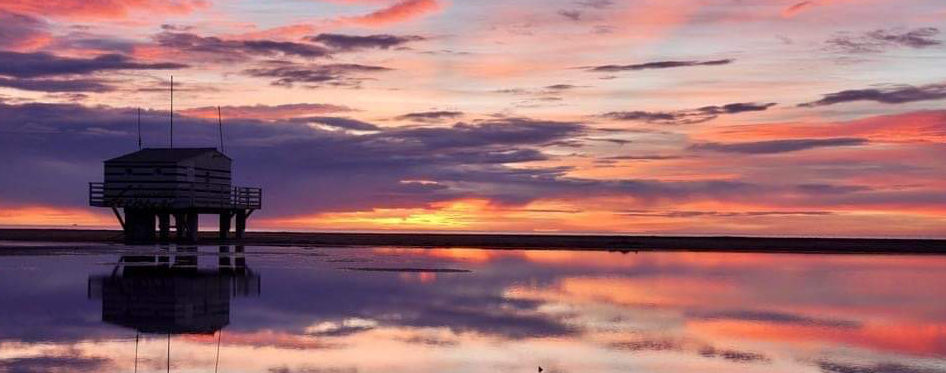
xmin=217 ymin=106 xmax=224 ymax=153
xmin=169 ymin=76 xmax=174 ymax=149
xmin=137 ymin=107 xmax=142 ymax=150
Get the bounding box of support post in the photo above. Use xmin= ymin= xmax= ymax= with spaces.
xmin=173 ymin=213 xmax=185 ymax=241
xmin=219 ymin=212 xmax=232 ymax=241
xmin=186 ymin=212 xmax=199 ymax=242
xmin=122 ymin=208 xmax=135 ymax=241
xmin=219 ymin=245 xmax=231 ymax=268
xmin=158 ymin=213 xmax=171 ymax=242
xmin=124 ymin=209 xmax=156 ymax=243
xmin=235 ymin=245 xmax=245 ymax=268
xmin=235 ymin=210 xmax=247 ymax=240
xmin=112 ymin=207 xmax=126 ymax=230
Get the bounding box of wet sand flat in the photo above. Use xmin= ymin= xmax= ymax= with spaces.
xmin=0 ymin=229 xmax=944 ymax=253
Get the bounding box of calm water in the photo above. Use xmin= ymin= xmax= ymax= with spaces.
xmin=1 ymin=243 xmax=945 ymax=373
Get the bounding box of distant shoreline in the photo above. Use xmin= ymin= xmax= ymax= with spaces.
xmin=1 ymin=229 xmax=944 ymax=254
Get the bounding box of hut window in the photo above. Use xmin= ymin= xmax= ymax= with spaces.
xmin=125 ymin=168 xmax=133 ymax=175
xmin=155 ymin=168 xmax=162 ymax=175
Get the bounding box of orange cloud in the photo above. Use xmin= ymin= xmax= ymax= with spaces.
xmin=700 ymin=110 xmax=946 ymax=144
xmin=348 ymin=0 xmax=442 ymax=25
xmin=0 ymin=0 xmax=208 ymax=20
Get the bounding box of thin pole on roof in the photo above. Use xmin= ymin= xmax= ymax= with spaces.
xmin=217 ymin=106 xmax=224 ymax=154
xmin=170 ymin=76 xmax=174 ymax=149
xmin=137 ymin=107 xmax=142 ymax=150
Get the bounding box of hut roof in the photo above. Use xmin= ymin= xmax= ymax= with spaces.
xmin=105 ymin=148 xmax=230 ymax=163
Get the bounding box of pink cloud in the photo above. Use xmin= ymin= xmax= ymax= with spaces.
xmin=348 ymin=0 xmax=442 ymax=25
xmin=0 ymin=11 xmax=52 ymax=51
xmin=780 ymin=0 xmax=879 ymax=18
xmin=781 ymin=1 xmax=816 ymax=17
xmin=180 ymin=103 xmax=353 ymax=120
xmin=232 ymin=23 xmax=325 ymax=40
xmin=0 ymin=0 xmax=208 ymax=20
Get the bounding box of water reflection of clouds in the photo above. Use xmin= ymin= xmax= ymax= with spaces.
xmin=1 ymin=246 xmax=946 ymax=372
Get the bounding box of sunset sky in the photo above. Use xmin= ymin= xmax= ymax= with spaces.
xmin=0 ymin=0 xmax=944 ymax=236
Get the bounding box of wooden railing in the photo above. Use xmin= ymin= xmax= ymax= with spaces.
xmin=89 ymin=182 xmax=261 ymax=209
xmin=231 ymin=187 xmax=262 ymax=209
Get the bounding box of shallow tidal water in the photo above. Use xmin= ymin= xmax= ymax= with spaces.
xmin=0 ymin=243 xmax=945 ymax=373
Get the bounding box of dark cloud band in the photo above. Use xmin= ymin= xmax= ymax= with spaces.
xmin=689 ymin=138 xmax=868 ymax=154
xmin=799 ymin=83 xmax=946 ymax=107
xmin=602 ymin=102 xmax=776 ymax=125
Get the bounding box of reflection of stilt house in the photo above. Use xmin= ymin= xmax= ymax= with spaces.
xmin=87 ymin=247 xmax=260 ymax=371
xmin=87 ymin=247 xmax=260 ymax=335
xmin=89 ymin=148 xmax=261 ymax=242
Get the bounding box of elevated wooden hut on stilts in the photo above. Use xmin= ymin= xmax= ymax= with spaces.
xmin=89 ymin=148 xmax=261 ymax=243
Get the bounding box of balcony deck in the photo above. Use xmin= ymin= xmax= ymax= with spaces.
xmin=89 ymin=182 xmax=261 ymax=211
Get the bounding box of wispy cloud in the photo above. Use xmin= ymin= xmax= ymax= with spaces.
xmin=302 ymin=116 xmax=381 ymax=131
xmin=180 ymin=103 xmax=352 ymax=120
xmin=781 ymin=1 xmax=816 ymax=17
xmin=0 ymin=51 xmax=186 ymax=78
xmin=0 ymin=77 xmax=113 ymax=92
xmin=243 ymin=62 xmax=392 ymax=88
xmin=395 ymin=110 xmax=464 ymax=123
xmin=348 ymin=0 xmax=442 ymax=25
xmin=307 ymin=33 xmax=425 ymax=51
xmin=826 ymin=27 xmax=941 ymax=54
xmin=602 ymin=102 xmax=776 ymax=125
xmin=154 ymin=32 xmax=331 ymax=61
xmin=689 ymin=138 xmax=868 ymax=154
xmin=799 ymin=83 xmax=946 ymax=107
xmin=586 ymin=59 xmax=734 ymax=73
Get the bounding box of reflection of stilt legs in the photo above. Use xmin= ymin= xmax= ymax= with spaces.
xmin=159 ymin=245 xmax=170 ymax=265
xmin=174 ymin=246 xmax=198 ymax=268
xmin=219 ymin=246 xmax=231 ymax=268
xmin=235 ymin=245 xmax=246 ymax=268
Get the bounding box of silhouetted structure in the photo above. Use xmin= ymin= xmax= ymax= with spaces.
xmin=87 ymin=246 xmax=260 ymax=335
xmin=89 ymin=148 xmax=261 ymax=242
